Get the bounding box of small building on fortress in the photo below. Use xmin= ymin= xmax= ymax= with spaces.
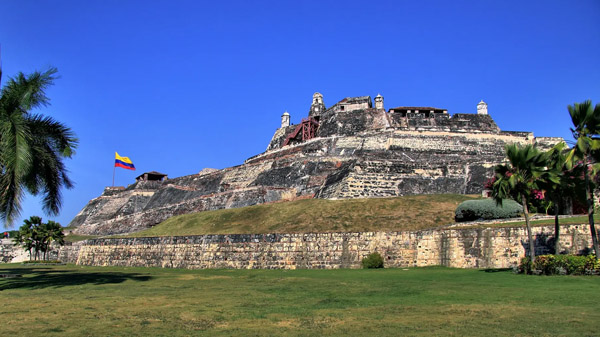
xmin=69 ymin=93 xmax=563 ymax=236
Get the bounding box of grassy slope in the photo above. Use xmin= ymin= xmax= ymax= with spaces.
xmin=1 ymin=264 xmax=599 ymax=336
xmin=129 ymin=194 xmax=478 ymax=237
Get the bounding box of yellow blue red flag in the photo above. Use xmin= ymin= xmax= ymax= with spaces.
xmin=115 ymin=152 xmax=135 ymax=170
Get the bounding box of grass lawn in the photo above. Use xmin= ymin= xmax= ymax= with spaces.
xmin=1 ymin=264 xmax=598 ymax=336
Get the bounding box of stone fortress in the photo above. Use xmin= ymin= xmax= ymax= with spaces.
xmin=70 ymin=93 xmax=562 ymax=236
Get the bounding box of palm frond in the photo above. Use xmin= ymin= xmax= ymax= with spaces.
xmin=26 ymin=114 xmax=78 ymax=157
xmin=0 ymin=67 xmax=58 ymax=113
xmin=0 ymin=67 xmax=76 ymax=226
xmin=568 ymin=100 xmax=592 ymax=133
xmin=0 ymin=107 xmax=32 ymax=224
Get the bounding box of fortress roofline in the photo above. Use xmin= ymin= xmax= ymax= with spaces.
xmin=389 ymin=106 xmax=446 ymax=111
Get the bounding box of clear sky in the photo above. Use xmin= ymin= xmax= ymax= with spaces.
xmin=1 ymin=0 xmax=599 ymax=228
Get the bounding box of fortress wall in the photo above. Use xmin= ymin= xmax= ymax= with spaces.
xmin=324 ymin=130 xmax=539 ymax=198
xmin=59 ymin=224 xmax=593 ymax=270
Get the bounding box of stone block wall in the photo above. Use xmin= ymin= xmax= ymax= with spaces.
xmin=1 ymin=239 xmax=62 ymax=263
xmin=59 ymin=224 xmax=594 ymax=270
xmin=0 ymin=239 xmax=29 ymax=263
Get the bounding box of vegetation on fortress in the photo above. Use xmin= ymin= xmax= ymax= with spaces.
xmin=566 ymin=100 xmax=600 ymax=257
xmin=0 ymin=66 xmax=78 ymax=226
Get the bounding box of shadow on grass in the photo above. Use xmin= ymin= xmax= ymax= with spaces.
xmin=0 ymin=267 xmax=152 ymax=291
xmin=480 ymin=268 xmax=512 ymax=273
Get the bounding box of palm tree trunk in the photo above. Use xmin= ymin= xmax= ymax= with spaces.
xmin=584 ymin=163 xmax=600 ymax=257
xmin=554 ymin=199 xmax=560 ymax=255
xmin=522 ymin=195 xmax=535 ymax=262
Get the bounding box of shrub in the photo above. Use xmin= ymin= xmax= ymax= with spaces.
xmin=454 ymin=199 xmax=522 ymax=222
xmin=518 ymin=255 xmax=599 ymax=275
xmin=361 ymin=252 xmax=384 ymax=269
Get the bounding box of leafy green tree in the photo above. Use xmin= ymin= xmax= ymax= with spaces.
xmin=0 ymin=66 xmax=78 ymax=226
xmin=491 ymin=144 xmax=553 ymax=261
xmin=566 ymin=100 xmax=600 ymax=257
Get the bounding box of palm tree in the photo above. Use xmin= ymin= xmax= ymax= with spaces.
xmin=13 ymin=216 xmax=36 ymax=260
xmin=542 ymin=142 xmax=585 ymax=254
xmin=492 ymin=143 xmax=551 ymax=262
xmin=39 ymin=220 xmax=64 ymax=260
xmin=566 ymin=100 xmax=600 ymax=257
xmin=0 ymin=66 xmax=78 ymax=226
xmin=13 ymin=215 xmax=64 ymax=260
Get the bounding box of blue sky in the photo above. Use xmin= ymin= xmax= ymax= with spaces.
xmin=1 ymin=0 xmax=599 ymax=228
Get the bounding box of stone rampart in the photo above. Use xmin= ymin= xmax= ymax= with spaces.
xmin=59 ymin=224 xmax=594 ymax=270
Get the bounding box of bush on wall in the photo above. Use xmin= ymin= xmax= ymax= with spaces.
xmin=455 ymin=199 xmax=522 ymax=222
xmin=361 ymin=252 xmax=384 ymax=269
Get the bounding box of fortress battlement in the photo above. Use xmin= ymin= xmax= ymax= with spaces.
xmin=267 ymin=93 xmax=522 ymax=150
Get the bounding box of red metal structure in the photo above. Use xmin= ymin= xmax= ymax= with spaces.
xmin=283 ymin=117 xmax=319 ymax=146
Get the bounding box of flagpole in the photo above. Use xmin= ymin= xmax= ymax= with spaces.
xmin=112 ymin=164 xmax=115 ymax=187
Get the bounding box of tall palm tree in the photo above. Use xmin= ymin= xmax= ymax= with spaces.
xmin=542 ymin=142 xmax=585 ymax=254
xmin=0 ymin=67 xmax=78 ymax=226
xmin=567 ymin=100 xmax=600 ymax=257
xmin=492 ymin=143 xmax=551 ymax=261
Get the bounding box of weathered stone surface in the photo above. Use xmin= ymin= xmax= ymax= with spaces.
xmin=1 ymin=239 xmax=60 ymax=263
xmin=0 ymin=239 xmax=28 ymax=263
xmin=70 ymin=94 xmax=563 ymax=235
xmin=59 ymin=224 xmax=595 ymax=270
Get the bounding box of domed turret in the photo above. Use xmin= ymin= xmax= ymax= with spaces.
xmin=374 ymin=93 xmax=384 ymax=110
xmin=309 ymin=92 xmax=326 ymax=118
xmin=281 ymin=111 xmax=290 ymax=128
xmin=477 ymin=100 xmax=488 ymax=115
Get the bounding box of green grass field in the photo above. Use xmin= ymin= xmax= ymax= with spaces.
xmin=1 ymin=264 xmax=598 ymax=336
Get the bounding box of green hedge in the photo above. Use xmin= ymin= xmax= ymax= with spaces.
xmin=454 ymin=199 xmax=522 ymax=222
xmin=518 ymin=255 xmax=599 ymax=275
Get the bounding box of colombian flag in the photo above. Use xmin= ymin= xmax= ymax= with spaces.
xmin=115 ymin=152 xmax=135 ymax=170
